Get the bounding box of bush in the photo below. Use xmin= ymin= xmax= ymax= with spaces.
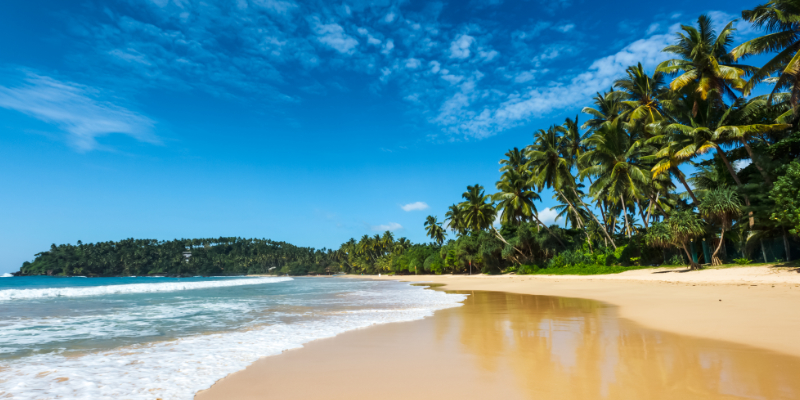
xmin=732 ymin=258 xmax=752 ymax=265
xmin=517 ymin=264 xmax=540 ymax=274
xmin=547 ymin=250 xmax=594 ymax=269
xmin=665 ymin=254 xmax=686 ymax=266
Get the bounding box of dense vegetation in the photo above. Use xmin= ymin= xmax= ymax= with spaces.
xmin=335 ymin=3 xmax=800 ymax=275
xmin=18 ymin=238 xmax=337 ymax=277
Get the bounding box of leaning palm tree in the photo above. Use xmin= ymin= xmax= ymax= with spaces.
xmin=657 ymin=14 xmax=754 ymax=115
xmin=424 ymin=216 xmax=446 ymax=245
xmin=699 ymin=188 xmax=742 ymax=265
xmin=731 ymin=0 xmax=800 ymax=109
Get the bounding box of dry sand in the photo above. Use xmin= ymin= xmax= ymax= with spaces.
xmin=197 ymin=266 xmax=800 ymax=399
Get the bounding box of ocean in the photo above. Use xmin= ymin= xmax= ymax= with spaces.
xmin=0 ymin=276 xmax=467 ymax=399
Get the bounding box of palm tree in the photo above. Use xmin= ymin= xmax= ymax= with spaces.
xmin=381 ymin=231 xmax=394 ymax=249
xmin=460 ymin=184 xmax=496 ymax=232
xmin=424 ymin=216 xmax=446 ymax=245
xmin=699 ymin=188 xmax=742 ymax=265
xmin=646 ymin=127 xmax=703 ymax=207
xmin=444 ymin=204 xmax=466 ymax=236
xmin=499 ymin=147 xmax=528 ymax=173
xmin=615 ymin=63 xmax=669 ymax=125
xmin=581 ymin=90 xmax=628 ymax=132
xmin=731 ymin=0 xmax=800 ymax=109
xmin=715 ymin=97 xmax=791 ymax=186
xmin=657 ymin=14 xmax=754 ymax=115
xmin=493 ymin=169 xmax=566 ymax=247
xmin=559 ymin=115 xmax=590 ymax=169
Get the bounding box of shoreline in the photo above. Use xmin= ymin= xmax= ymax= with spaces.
xmin=342 ymin=265 xmax=800 ymax=357
xmin=196 ymin=272 xmax=800 ymax=399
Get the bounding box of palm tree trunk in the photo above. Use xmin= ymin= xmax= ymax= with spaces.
xmin=740 ymin=139 xmax=772 ymax=186
xmin=620 ymin=193 xmax=632 ymax=238
xmin=645 ymin=192 xmax=658 ymax=225
xmin=559 ymin=191 xmax=585 ymax=228
xmin=711 ymin=229 xmax=725 ymax=266
xmin=784 ymin=228 xmax=792 ymax=262
xmin=635 ymin=196 xmax=649 ymax=229
xmin=682 ymin=242 xmax=701 ymax=270
xmin=598 ymin=199 xmax=609 ymax=232
xmin=529 ymin=215 xmax=567 ymax=249
xmin=654 ymin=198 xmax=669 ymax=218
xmin=491 ymin=228 xmax=526 ymax=263
xmin=569 ymin=187 xmax=617 ymax=249
xmin=673 ymin=169 xmax=700 ymax=207
xmin=713 ymin=145 xmax=755 ymax=228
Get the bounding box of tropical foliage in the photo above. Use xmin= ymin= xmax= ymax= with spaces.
xmin=416 ymin=9 xmax=800 ymax=273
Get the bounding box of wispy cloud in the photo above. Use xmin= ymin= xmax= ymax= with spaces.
xmin=371 ymin=222 xmax=403 ymax=231
xmin=59 ymin=1 xmax=716 ymax=143
xmin=0 ymin=72 xmax=157 ymax=151
xmin=401 ymin=201 xmax=429 ymax=211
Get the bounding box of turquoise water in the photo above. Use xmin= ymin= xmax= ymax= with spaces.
xmin=0 ymin=276 xmax=466 ymax=399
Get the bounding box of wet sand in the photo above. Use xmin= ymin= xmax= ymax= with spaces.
xmin=197 ymin=287 xmax=800 ymax=400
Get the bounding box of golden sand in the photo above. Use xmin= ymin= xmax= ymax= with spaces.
xmin=197 ymin=279 xmax=800 ymax=400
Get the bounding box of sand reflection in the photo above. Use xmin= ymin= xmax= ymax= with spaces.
xmin=439 ymin=290 xmax=800 ymax=400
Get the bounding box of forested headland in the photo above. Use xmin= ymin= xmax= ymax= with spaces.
xmin=17 ymin=238 xmax=339 ymax=277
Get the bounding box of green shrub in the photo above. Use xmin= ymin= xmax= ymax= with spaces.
xmin=517 ymin=264 xmax=540 ymax=274
xmin=732 ymin=258 xmax=752 ymax=265
xmin=665 ymin=254 xmax=686 ymax=266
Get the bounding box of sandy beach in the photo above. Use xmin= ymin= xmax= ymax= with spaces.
xmin=198 ymin=266 xmax=800 ymax=399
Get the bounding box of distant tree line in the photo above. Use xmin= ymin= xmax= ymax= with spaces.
xmin=18 ymin=238 xmax=339 ymax=277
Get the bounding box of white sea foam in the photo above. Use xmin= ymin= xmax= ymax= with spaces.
xmin=0 ymin=277 xmax=293 ymax=301
xmin=0 ymin=273 xmax=12 ymax=278
xmin=0 ymin=284 xmax=467 ymax=400
xmin=0 ymin=301 xmax=257 ymax=351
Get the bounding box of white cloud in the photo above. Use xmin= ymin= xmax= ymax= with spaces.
xmin=449 ymin=34 xmax=474 ymax=59
xmin=434 ymin=32 xmax=674 ymax=138
xmin=404 ymin=58 xmax=422 ymax=69
xmin=309 ymin=17 xmax=359 ymax=55
xmin=554 ymin=23 xmax=574 ymax=33
xmin=401 ymin=201 xmax=429 ymax=211
xmin=372 ymin=222 xmax=403 ymax=231
xmin=381 ymin=39 xmax=395 ymax=55
xmin=478 ymin=48 xmax=499 ymax=62
xmin=538 ymin=208 xmax=560 ymax=226
xmin=0 ymin=72 xmax=157 ymax=151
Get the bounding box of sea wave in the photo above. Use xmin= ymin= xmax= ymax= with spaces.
xmin=0 ymin=273 xmax=13 ymax=278
xmin=0 ymin=283 xmax=467 ymax=400
xmin=0 ymin=277 xmax=293 ymax=301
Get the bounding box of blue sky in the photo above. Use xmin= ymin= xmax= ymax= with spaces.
xmin=0 ymin=0 xmax=763 ymax=272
